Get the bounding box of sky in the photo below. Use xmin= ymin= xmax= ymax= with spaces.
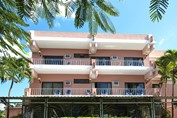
xmin=1 ymin=0 xmax=177 ymax=109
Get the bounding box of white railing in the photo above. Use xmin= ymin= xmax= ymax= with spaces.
xmin=25 ymin=88 xmax=160 ymax=96
xmin=32 ymin=58 xmax=91 ymax=65
xmin=32 ymin=58 xmax=149 ymax=67
xmin=96 ymin=60 xmax=146 ymax=66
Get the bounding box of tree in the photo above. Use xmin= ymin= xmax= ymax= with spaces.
xmin=66 ymin=0 xmax=119 ymax=35
xmin=156 ymin=50 xmax=177 ymax=118
xmin=155 ymin=55 xmax=171 ymax=110
xmin=0 ymin=110 xmax=5 ymax=118
xmin=0 ymin=0 xmax=119 ymax=58
xmin=0 ymin=57 xmax=31 ymax=118
xmin=164 ymin=50 xmax=177 ymax=118
xmin=149 ymin=0 xmax=169 ymax=22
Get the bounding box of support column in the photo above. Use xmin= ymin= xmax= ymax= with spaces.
xmin=151 ymin=98 xmax=155 ymax=118
xmin=100 ymin=99 xmax=103 ymax=118
xmin=44 ymin=98 xmax=48 ymax=118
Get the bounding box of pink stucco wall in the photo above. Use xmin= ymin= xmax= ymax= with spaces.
xmin=8 ymin=108 xmax=21 ymax=118
xmin=30 ymin=74 xmax=145 ymax=89
xmin=33 ymin=49 xmax=146 ymax=60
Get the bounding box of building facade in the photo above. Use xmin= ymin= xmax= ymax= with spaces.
xmin=22 ymin=31 xmax=177 ymax=118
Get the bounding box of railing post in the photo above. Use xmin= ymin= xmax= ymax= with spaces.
xmin=44 ymin=98 xmax=48 ymax=118
xmin=151 ymin=98 xmax=155 ymax=118
xmin=100 ymin=99 xmax=103 ymax=118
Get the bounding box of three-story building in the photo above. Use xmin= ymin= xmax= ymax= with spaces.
xmin=22 ymin=31 xmax=176 ymax=118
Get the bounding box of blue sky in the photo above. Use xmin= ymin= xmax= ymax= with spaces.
xmin=0 ymin=0 xmax=177 ymax=97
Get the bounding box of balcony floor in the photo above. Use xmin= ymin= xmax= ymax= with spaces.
xmin=30 ymin=64 xmax=152 ymax=75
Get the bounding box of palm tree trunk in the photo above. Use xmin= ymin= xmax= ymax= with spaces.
xmin=165 ymin=81 xmax=167 ymax=110
xmin=172 ymin=70 xmax=174 ymax=118
xmin=7 ymin=80 xmax=14 ymax=118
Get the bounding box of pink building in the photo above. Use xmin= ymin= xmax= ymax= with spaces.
xmin=10 ymin=31 xmax=177 ymax=117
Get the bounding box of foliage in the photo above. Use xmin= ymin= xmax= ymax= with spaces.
xmin=156 ymin=55 xmax=171 ymax=83
xmin=149 ymin=0 xmax=169 ymax=22
xmin=0 ymin=57 xmax=31 ymax=118
xmin=161 ymin=107 xmax=171 ymax=118
xmin=11 ymin=114 xmax=22 ymax=118
xmin=0 ymin=57 xmax=31 ymax=83
xmin=0 ymin=0 xmax=30 ymax=58
xmin=156 ymin=50 xmax=177 ymax=85
xmin=0 ymin=110 xmax=5 ymax=118
xmin=156 ymin=50 xmax=177 ymax=118
xmin=0 ymin=0 xmax=119 ymax=59
xmin=67 ymin=0 xmax=119 ymax=35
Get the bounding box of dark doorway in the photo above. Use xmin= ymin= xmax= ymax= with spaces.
xmin=43 ymin=56 xmax=63 ymax=65
xmin=95 ymin=82 xmax=112 ymax=95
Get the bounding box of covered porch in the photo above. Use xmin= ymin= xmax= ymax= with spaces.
xmin=22 ymin=96 xmax=157 ymax=118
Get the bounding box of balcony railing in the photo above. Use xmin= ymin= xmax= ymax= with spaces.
xmin=32 ymin=58 xmax=149 ymax=66
xmin=25 ymin=88 xmax=160 ymax=96
xmin=95 ymin=60 xmax=145 ymax=66
xmin=32 ymin=58 xmax=90 ymax=65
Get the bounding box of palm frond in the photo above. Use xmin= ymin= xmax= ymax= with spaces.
xmin=96 ymin=0 xmax=119 ymax=16
xmin=149 ymin=0 xmax=169 ymax=22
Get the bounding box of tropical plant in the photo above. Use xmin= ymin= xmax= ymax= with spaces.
xmin=149 ymin=0 xmax=169 ymax=22
xmin=0 ymin=110 xmax=5 ymax=118
xmin=11 ymin=114 xmax=22 ymax=118
xmin=156 ymin=50 xmax=177 ymax=118
xmin=0 ymin=0 xmax=119 ymax=59
xmin=0 ymin=0 xmax=30 ymax=58
xmin=0 ymin=57 xmax=31 ymax=118
xmin=164 ymin=50 xmax=177 ymax=118
xmin=161 ymin=106 xmax=171 ymax=118
xmin=155 ymin=55 xmax=171 ymax=110
xmin=64 ymin=0 xmax=119 ymax=35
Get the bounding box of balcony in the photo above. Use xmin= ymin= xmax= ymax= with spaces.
xmin=30 ymin=58 xmax=152 ymax=75
xmin=25 ymin=88 xmax=160 ymax=97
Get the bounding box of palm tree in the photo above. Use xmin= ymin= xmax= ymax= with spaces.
xmin=149 ymin=0 xmax=169 ymax=22
xmin=155 ymin=55 xmax=171 ymax=110
xmin=66 ymin=0 xmax=119 ymax=35
xmin=0 ymin=57 xmax=31 ymax=118
xmin=156 ymin=50 xmax=177 ymax=118
xmin=164 ymin=50 xmax=177 ymax=118
xmin=1 ymin=0 xmax=119 ymax=59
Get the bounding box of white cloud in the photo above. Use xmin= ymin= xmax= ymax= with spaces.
xmin=158 ymin=38 xmax=165 ymax=46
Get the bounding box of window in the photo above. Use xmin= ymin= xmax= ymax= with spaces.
xmin=152 ymin=84 xmax=160 ymax=88
xmin=74 ymin=54 xmax=89 ymax=58
xmin=125 ymin=83 xmax=144 ymax=89
xmin=74 ymin=79 xmax=89 ymax=84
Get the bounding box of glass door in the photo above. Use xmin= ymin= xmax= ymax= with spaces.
xmin=95 ymin=82 xmax=112 ymax=95
xmin=125 ymin=83 xmax=144 ymax=95
xmin=42 ymin=82 xmax=63 ymax=95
